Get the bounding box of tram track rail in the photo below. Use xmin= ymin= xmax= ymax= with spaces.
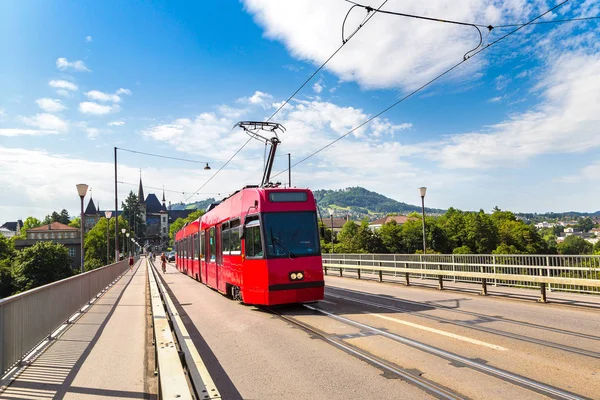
xmin=270 ymin=302 xmax=589 ymax=400
xmin=325 ymin=289 xmax=600 ymax=360
xmin=266 ymin=306 xmax=466 ymax=400
xmin=327 ymin=286 xmax=600 ymax=342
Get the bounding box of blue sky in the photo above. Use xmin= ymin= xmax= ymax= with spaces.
xmin=1 ymin=0 xmax=600 ymax=223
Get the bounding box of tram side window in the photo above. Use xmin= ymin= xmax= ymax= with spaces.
xmin=230 ymin=219 xmax=241 ymax=254
xmin=200 ymin=231 xmax=205 ymax=259
xmin=209 ymin=227 xmax=216 ymax=261
xmin=221 ymin=222 xmax=230 ymax=255
xmin=194 ymin=233 xmax=199 ymax=259
xmin=245 ymin=220 xmax=263 ymax=258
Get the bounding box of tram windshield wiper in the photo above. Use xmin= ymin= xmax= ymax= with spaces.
xmin=270 ymin=227 xmax=296 ymax=259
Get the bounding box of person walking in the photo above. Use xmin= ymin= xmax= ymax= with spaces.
xmin=129 ymin=254 xmax=134 ymax=271
xmin=160 ymin=252 xmax=167 ymax=274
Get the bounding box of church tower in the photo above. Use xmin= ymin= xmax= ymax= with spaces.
xmin=160 ymin=187 xmax=169 ymax=242
xmin=138 ymin=171 xmax=147 ymax=223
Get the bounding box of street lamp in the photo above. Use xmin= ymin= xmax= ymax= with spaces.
xmin=419 ymin=187 xmax=427 ymax=253
xmin=104 ymin=211 xmax=112 ymax=264
xmin=121 ymin=228 xmax=126 ymax=259
xmin=126 ymin=232 xmax=130 ymax=256
xmin=76 ymin=184 xmax=89 ymax=273
xmin=329 ymin=209 xmax=334 ymax=254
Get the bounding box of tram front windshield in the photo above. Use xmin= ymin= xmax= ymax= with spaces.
xmin=263 ymin=211 xmax=320 ymax=258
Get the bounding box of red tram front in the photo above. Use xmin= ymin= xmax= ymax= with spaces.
xmin=174 ymin=186 xmax=324 ymax=305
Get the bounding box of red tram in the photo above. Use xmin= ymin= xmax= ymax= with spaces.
xmin=173 ymin=186 xmax=324 ymax=305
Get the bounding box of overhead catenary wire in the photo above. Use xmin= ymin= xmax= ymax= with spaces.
xmin=117 ymin=181 xmax=229 ymax=197
xmin=185 ymin=1 xmax=389 ymax=201
xmin=271 ymin=0 xmax=572 ymax=180
xmin=345 ymin=0 xmax=599 ymax=30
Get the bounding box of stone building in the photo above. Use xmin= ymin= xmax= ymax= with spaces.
xmin=14 ymin=222 xmax=82 ymax=269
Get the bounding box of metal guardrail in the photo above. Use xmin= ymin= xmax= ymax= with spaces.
xmin=0 ymin=258 xmax=132 ymax=377
xmin=148 ymin=259 xmax=221 ymax=400
xmin=322 ymin=253 xmax=600 ymax=302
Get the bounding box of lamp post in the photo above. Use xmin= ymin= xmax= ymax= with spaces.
xmin=121 ymin=228 xmax=126 ymax=259
xmin=126 ymin=232 xmax=130 ymax=256
xmin=329 ymin=209 xmax=334 ymax=254
xmin=419 ymin=187 xmax=427 ymax=253
xmin=105 ymin=211 xmax=112 ymax=264
xmin=76 ymin=184 xmax=89 ymax=273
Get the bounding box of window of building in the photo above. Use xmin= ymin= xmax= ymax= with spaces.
xmin=68 ymin=248 xmax=76 ymax=258
xmin=44 ymin=233 xmax=49 ymax=239
xmin=49 ymin=233 xmax=55 ymax=239
xmin=162 ymin=227 xmax=166 ymax=234
xmin=209 ymin=227 xmax=216 ymax=261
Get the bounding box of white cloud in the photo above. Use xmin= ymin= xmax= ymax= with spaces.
xmin=242 ymin=0 xmax=537 ymax=91
xmin=237 ymin=91 xmax=273 ymax=108
xmin=21 ymin=113 xmax=68 ymax=132
xmin=35 ymin=98 xmax=66 ymax=113
xmin=108 ymin=120 xmax=125 ymax=126
xmin=0 ymin=108 xmax=4 ymax=117
xmin=0 ymin=129 xmax=60 ymax=137
xmin=312 ymin=81 xmax=323 ymax=94
xmin=85 ymin=90 xmax=121 ymax=103
xmin=56 ymin=57 xmax=90 ymax=72
xmin=49 ymin=80 xmax=78 ymax=91
xmin=85 ymin=36 xmax=93 ymax=42
xmin=79 ymin=102 xmax=120 ymax=115
xmin=218 ymin=105 xmax=247 ymax=119
xmin=487 ymin=96 xmax=503 ymax=103
xmin=430 ymin=51 xmax=600 ymax=169
xmin=116 ymin=88 xmax=132 ymax=95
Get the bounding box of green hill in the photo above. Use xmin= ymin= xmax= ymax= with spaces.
xmin=314 ymin=187 xmax=444 ymax=220
xmin=170 ymin=187 xmax=443 ymax=220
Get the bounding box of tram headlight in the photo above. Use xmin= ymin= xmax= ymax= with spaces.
xmin=296 ymin=272 xmax=304 ymax=280
xmin=290 ymin=273 xmax=297 ymax=280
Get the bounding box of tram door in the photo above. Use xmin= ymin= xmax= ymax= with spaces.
xmin=216 ymin=225 xmax=222 ymax=290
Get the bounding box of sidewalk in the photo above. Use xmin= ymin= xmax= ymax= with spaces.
xmin=1 ymin=259 xmax=155 ymax=400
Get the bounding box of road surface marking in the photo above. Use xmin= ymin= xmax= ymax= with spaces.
xmin=319 ymin=299 xmax=337 ymax=305
xmin=369 ymin=313 xmax=507 ymax=351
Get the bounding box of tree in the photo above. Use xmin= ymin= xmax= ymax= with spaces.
xmin=59 ymin=209 xmax=70 ymax=224
xmin=558 ymin=235 xmax=592 ymax=255
xmin=594 ymin=240 xmax=600 ymax=254
xmin=122 ymin=191 xmax=146 ymax=238
xmin=452 ymin=245 xmax=472 ymax=254
xmin=0 ymin=236 xmax=16 ymax=298
xmin=576 ymin=217 xmax=594 ymax=232
xmin=492 ymin=244 xmax=521 ymax=254
xmin=69 ymin=217 xmax=81 ymax=229
xmin=336 ymin=220 xmax=362 ymax=253
xmin=12 ymin=242 xmax=74 ymax=292
xmin=379 ymin=220 xmax=404 ymax=253
xmin=464 ymin=211 xmax=498 ymax=254
xmin=84 ymin=216 xmax=130 ymax=269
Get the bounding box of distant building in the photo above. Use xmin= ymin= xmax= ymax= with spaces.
xmin=13 ymin=222 xmax=81 ymax=269
xmin=81 ymin=176 xmax=197 ymax=249
xmin=369 ymin=215 xmax=416 ymax=231
xmin=0 ymin=220 xmax=23 ymax=238
xmin=534 ymin=222 xmax=555 ymax=229
xmin=323 ymin=217 xmax=355 ymax=234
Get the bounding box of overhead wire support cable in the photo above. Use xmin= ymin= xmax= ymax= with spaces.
xmin=272 ymin=0 xmax=572 ymax=180
xmin=116 ymin=147 xmax=213 ymax=165
xmin=185 ymin=0 xmax=389 ymax=200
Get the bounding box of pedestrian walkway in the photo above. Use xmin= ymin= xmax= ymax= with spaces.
xmin=1 ymin=259 xmax=155 ymax=400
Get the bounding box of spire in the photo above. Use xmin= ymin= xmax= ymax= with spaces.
xmin=85 ymin=196 xmax=97 ymax=214
xmin=138 ymin=170 xmax=145 ymax=204
xmin=162 ymin=186 xmax=166 ymax=203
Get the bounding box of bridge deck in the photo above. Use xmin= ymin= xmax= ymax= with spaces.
xmin=1 ymin=260 xmax=156 ymax=399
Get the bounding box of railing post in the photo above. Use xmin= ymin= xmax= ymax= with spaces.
xmin=452 ymin=254 xmax=456 ymax=282
xmin=438 ymin=275 xmax=443 ymax=290
xmin=546 ymin=256 xmax=551 ymax=292
xmin=379 ymin=270 xmax=383 ymax=282
xmin=493 ymin=255 xmax=497 ymax=286
xmin=480 ymin=262 xmax=487 ymax=295
xmin=339 ymin=265 xmax=343 ymax=277
xmin=405 ymin=272 xmax=410 ymax=286
xmin=539 ymin=283 xmax=547 ymax=303
xmin=357 ymin=268 xmax=361 ymax=280
xmin=324 ymin=265 xmax=328 ymax=275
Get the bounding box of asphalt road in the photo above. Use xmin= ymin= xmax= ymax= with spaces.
xmin=159 ymin=263 xmax=599 ymax=400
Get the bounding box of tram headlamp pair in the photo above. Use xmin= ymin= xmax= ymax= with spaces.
xmin=289 ymin=271 xmax=304 ymax=281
